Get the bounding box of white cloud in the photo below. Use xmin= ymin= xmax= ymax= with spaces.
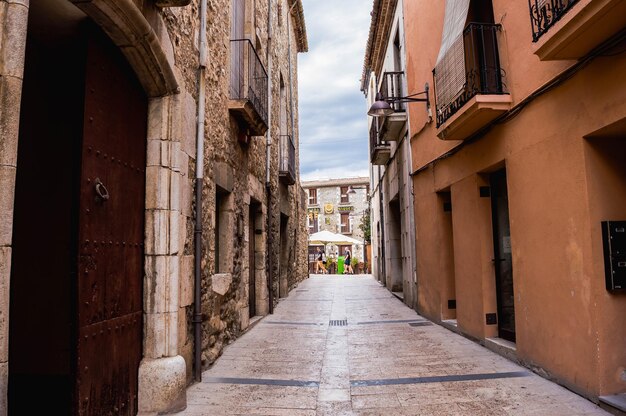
xmin=298 ymin=0 xmax=371 ymax=182
xmin=301 ymin=165 xmax=370 ymax=182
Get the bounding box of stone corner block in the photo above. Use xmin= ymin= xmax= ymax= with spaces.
xmin=213 ymin=162 xmax=234 ymax=193
xmin=138 ymin=356 xmax=187 ymax=414
xmin=211 ymin=273 xmax=232 ymax=296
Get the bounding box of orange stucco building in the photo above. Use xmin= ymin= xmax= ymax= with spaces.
xmin=364 ymin=0 xmax=626 ymax=408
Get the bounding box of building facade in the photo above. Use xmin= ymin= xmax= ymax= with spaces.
xmin=302 ymin=177 xmax=370 ymax=269
xmin=363 ymin=0 xmax=626 ymax=407
xmin=0 ymin=0 xmax=308 ymax=414
xmin=362 ymin=0 xmax=419 ymax=305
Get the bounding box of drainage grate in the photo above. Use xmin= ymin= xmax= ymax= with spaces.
xmin=329 ymin=319 xmax=348 ymax=327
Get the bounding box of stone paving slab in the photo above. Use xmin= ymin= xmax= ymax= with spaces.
xmin=175 ymin=275 xmax=609 ymax=415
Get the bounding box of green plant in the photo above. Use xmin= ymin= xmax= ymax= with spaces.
xmin=359 ymin=208 xmax=371 ymax=244
xmin=351 ymin=257 xmax=359 ymax=267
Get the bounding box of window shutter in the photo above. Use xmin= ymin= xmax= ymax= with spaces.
xmin=434 ymin=0 xmax=471 ymax=110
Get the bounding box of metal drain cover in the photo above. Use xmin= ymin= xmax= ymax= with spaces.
xmin=329 ymin=319 xmax=348 ymax=326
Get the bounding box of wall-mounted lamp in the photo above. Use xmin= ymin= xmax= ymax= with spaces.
xmin=367 ymin=83 xmax=430 ymax=117
xmin=347 ymin=185 xmax=368 ymax=195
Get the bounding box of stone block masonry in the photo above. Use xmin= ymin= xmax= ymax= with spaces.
xmin=0 ymin=0 xmax=308 ymax=414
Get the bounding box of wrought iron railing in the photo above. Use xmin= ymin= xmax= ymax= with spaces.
xmin=369 ymin=120 xmax=388 ymax=160
xmin=279 ymin=135 xmax=296 ymax=184
xmin=528 ymin=0 xmax=580 ymax=42
xmin=229 ymin=39 xmax=268 ymax=125
xmin=433 ymin=23 xmax=507 ymax=127
xmin=379 ymin=71 xmax=406 ymax=113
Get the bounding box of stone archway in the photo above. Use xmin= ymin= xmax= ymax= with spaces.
xmin=70 ymin=0 xmax=179 ymax=98
xmin=0 ymin=0 xmax=189 ymax=414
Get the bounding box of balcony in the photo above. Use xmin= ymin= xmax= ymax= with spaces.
xmin=279 ymin=135 xmax=296 ymax=185
xmin=434 ymin=23 xmax=512 ymax=141
xmin=377 ymin=72 xmax=407 ymax=142
xmin=370 ymin=120 xmax=390 ymax=165
xmin=529 ymin=0 xmax=626 ymax=60
xmin=229 ymin=39 xmax=268 ymax=136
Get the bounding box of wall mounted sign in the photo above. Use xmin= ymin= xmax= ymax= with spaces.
xmin=324 ymin=203 xmax=334 ymax=214
xmin=338 ymin=206 xmax=354 ymax=212
xmin=307 ymin=208 xmax=319 ymax=220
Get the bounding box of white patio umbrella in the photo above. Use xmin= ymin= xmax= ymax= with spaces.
xmin=308 ymin=230 xmax=362 ymax=245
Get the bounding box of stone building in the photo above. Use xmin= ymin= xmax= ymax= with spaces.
xmin=363 ymin=0 xmax=626 ymax=409
xmin=361 ymin=0 xmax=418 ymax=304
xmin=302 ymin=177 xmax=370 ymax=268
xmin=0 ymin=0 xmax=308 ymax=414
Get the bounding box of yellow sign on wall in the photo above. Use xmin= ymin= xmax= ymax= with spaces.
xmin=324 ymin=203 xmax=334 ymax=214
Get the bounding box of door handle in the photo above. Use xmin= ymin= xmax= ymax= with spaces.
xmin=94 ymin=178 xmax=110 ymax=202
xmin=491 ymin=258 xmax=506 ymax=263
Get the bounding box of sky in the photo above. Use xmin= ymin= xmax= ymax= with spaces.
xmin=298 ymin=0 xmax=372 ymax=182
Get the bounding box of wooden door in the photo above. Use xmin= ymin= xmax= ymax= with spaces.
xmin=76 ymin=28 xmax=147 ymax=415
xmin=230 ymin=0 xmax=245 ymax=98
xmin=490 ymin=169 xmax=516 ymax=342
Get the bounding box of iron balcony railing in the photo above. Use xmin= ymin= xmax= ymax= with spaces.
xmin=369 ymin=120 xmax=389 ymax=161
xmin=229 ymin=39 xmax=268 ymax=125
xmin=528 ymin=0 xmax=580 ymax=42
xmin=379 ymin=71 xmax=406 ymax=113
xmin=433 ymin=23 xmax=507 ymax=127
xmin=279 ymin=135 xmax=296 ymax=185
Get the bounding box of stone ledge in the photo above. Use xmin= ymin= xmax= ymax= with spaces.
xmin=485 ymin=337 xmax=517 ymax=362
xmin=212 ymin=273 xmax=232 ymax=296
xmin=599 ymin=393 xmax=626 ymax=415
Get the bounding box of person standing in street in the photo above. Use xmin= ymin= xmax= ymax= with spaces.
xmin=316 ymin=247 xmax=327 ymax=274
xmin=344 ymin=249 xmax=353 ymax=274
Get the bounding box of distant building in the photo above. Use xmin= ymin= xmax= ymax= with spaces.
xmin=302 ymin=177 xmax=370 ymax=270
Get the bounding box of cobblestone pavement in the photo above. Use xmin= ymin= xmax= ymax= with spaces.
xmin=176 ymin=275 xmax=609 ymax=415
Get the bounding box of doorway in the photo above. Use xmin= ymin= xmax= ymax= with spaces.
xmin=490 ymin=169 xmax=516 ymax=342
xmin=279 ymin=214 xmax=289 ymax=297
xmin=9 ymin=4 xmax=147 ymax=414
xmin=439 ymin=191 xmax=457 ymax=320
xmin=388 ymin=198 xmax=403 ymax=292
xmin=248 ymin=202 xmax=260 ymax=317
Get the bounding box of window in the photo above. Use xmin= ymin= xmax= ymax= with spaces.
xmin=340 ymin=186 xmax=349 ymax=204
xmin=308 ymin=214 xmax=319 ymax=233
xmin=215 ymin=189 xmax=233 ymax=273
xmin=340 ymin=213 xmax=351 ymax=234
xmin=308 ymin=188 xmax=317 ymax=205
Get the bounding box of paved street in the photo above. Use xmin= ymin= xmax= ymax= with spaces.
xmin=177 ymin=275 xmax=609 ymax=415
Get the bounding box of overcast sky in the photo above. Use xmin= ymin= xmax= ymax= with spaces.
xmin=298 ymin=0 xmax=371 ymax=182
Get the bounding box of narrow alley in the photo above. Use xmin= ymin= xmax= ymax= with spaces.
xmin=177 ymin=276 xmax=608 ymax=416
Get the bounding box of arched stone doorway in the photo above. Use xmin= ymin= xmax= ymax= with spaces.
xmin=1 ymin=0 xmax=186 ymax=414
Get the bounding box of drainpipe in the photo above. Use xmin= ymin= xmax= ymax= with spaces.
xmin=266 ymin=0 xmax=274 ymax=314
xmin=378 ymin=164 xmax=386 ymax=286
xmin=193 ymin=0 xmax=208 ymax=382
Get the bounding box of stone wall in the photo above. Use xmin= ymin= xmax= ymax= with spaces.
xmin=159 ymin=0 xmax=308 ymax=377
xmin=0 ymin=0 xmax=308 ymax=413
